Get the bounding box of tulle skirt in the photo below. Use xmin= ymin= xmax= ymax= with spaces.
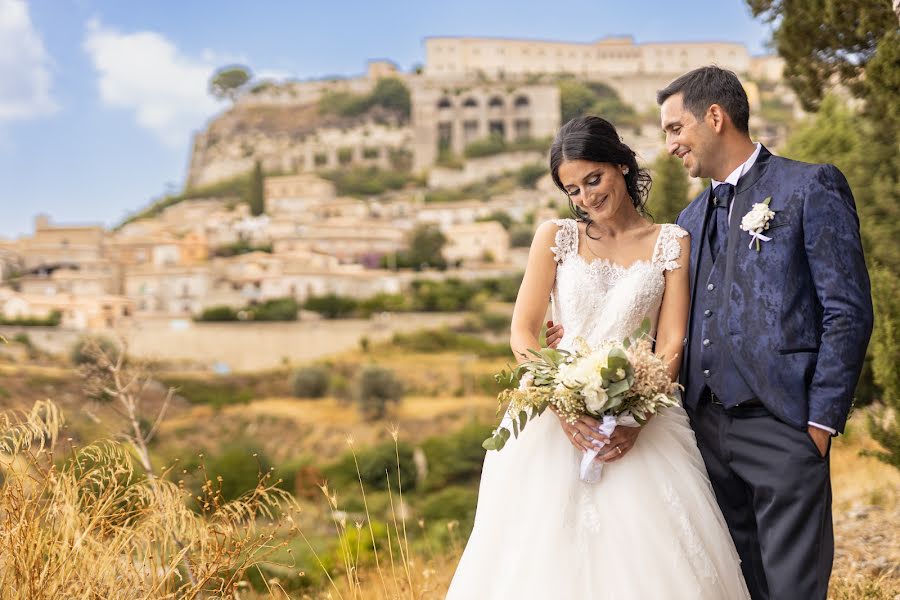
xmin=446 ymin=406 xmax=750 ymax=599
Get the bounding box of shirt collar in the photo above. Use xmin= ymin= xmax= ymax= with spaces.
xmin=712 ymin=142 xmax=762 ymax=188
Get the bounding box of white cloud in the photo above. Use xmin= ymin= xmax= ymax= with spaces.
xmin=0 ymin=0 xmax=58 ymax=121
xmin=83 ymin=18 xmax=224 ymax=147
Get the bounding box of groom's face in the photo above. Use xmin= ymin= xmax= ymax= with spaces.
xmin=660 ymin=93 xmax=715 ymax=179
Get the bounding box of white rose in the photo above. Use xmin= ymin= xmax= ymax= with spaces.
xmin=584 ymin=386 xmax=609 ymax=413
xmin=741 ymin=204 xmax=774 ymax=232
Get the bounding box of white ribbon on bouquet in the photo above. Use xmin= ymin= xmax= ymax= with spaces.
xmin=580 ymin=414 xmax=640 ymax=483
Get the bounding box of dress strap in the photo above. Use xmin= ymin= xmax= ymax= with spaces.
xmin=550 ymin=219 xmax=579 ymax=264
xmin=651 ymin=224 xmax=689 ymax=271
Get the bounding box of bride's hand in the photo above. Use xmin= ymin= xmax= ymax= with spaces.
xmin=545 ymin=320 xmax=564 ymax=349
xmin=595 ymin=425 xmax=643 ymax=463
xmin=553 ymin=408 xmax=608 ymax=453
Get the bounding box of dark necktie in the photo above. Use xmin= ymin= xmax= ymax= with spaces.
xmin=708 ymin=183 xmax=734 ymax=262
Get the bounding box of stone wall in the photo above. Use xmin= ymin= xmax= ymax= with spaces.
xmin=427 ymin=151 xmax=545 ymax=188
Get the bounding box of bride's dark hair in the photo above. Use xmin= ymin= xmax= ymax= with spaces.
xmin=549 ymin=116 xmax=653 ymax=235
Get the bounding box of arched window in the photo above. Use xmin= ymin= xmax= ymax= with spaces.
xmin=437 ymin=97 xmax=452 ymax=109
xmin=514 ymin=95 xmax=530 ymax=108
xmin=488 ymin=96 xmax=504 ymax=108
xmin=462 ymin=97 xmax=478 ymax=108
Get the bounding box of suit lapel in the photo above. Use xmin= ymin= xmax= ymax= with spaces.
xmin=726 ymin=146 xmax=773 ymax=264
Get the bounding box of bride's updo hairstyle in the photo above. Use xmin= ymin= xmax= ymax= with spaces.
xmin=549 ymin=116 xmax=652 ymax=227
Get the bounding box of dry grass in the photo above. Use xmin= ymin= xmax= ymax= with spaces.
xmin=0 ymin=400 xmax=300 ymax=600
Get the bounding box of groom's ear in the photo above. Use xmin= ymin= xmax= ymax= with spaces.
xmin=705 ymin=104 xmax=727 ymax=134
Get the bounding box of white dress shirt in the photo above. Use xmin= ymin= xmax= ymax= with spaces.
xmin=712 ymin=142 xmax=835 ymax=435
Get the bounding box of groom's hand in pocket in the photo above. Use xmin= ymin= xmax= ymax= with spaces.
xmin=807 ymin=426 xmax=831 ymax=457
xmin=545 ymin=320 xmax=564 ymax=349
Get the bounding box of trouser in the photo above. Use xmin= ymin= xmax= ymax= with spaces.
xmin=687 ymin=390 xmax=833 ymax=600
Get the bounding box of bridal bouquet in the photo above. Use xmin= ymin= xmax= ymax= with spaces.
xmin=482 ymin=319 xmax=681 ymax=482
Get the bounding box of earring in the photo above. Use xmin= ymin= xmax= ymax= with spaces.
xmin=622 ymin=167 xmax=630 ymax=175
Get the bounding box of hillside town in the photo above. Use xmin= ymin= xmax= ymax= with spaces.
xmin=0 ymin=35 xmax=799 ymax=332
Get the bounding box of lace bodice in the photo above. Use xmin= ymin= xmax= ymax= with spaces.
xmin=549 ymin=219 xmax=688 ymax=351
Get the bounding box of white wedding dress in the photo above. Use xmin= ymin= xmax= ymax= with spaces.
xmin=446 ymin=220 xmax=750 ymax=600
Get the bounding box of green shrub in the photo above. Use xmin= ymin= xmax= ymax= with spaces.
xmin=455 ymin=312 xmax=510 ymax=335
xmin=202 ymin=443 xmax=271 ymax=502
xmin=321 ymin=166 xmax=419 ymax=196
xmin=303 ymin=294 xmax=358 ymax=319
xmin=272 ymin=455 xmax=320 ymax=499
xmin=476 ymin=210 xmax=514 ymax=230
xmin=423 ymin=187 xmax=468 ymax=204
xmin=509 ymin=223 xmax=535 ymax=247
xmin=211 ymin=241 xmax=272 ymax=257
xmin=419 ymin=422 xmax=492 ymax=492
xmin=464 ymin=134 xmax=507 ymax=158
xmin=322 ymin=439 xmax=417 ymax=492
xmin=369 ymin=78 xmax=411 ymax=117
xmin=195 ymin=305 xmax=239 ymax=322
xmin=12 ymin=333 xmax=32 ymax=347
xmin=70 ymin=335 xmax=120 ymax=366
xmin=516 ymin=162 xmax=546 ymax=188
xmin=419 ymin=485 xmax=478 ymax=523
xmin=355 ymin=365 xmax=403 ymax=420
xmin=410 ymin=278 xmax=474 ymax=311
xmin=329 ymin=519 xmax=392 ymax=570
xmin=388 ymin=148 xmax=413 ymax=172
xmin=318 ymin=78 xmax=411 ymax=120
xmin=359 ymin=441 xmax=416 ymax=491
xmin=390 ymin=328 xmax=509 ymax=358
xmin=292 ymin=365 xmax=330 ymax=398
xmin=251 ymin=297 xmax=298 ymax=321
xmin=0 ymin=310 xmax=61 ymax=327
xmin=357 ymin=293 xmax=410 ymax=316
xmin=163 ymin=378 xmax=253 ymax=408
xmin=435 ymin=149 xmax=465 ymax=169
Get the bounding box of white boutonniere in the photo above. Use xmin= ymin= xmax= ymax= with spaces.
xmin=740 ymin=197 xmax=776 ymax=251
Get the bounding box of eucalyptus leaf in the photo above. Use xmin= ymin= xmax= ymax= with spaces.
xmin=539 ymin=347 xmax=565 ymax=365
xmin=518 ymin=410 xmax=528 ymax=430
xmin=607 ymin=379 xmax=631 ymax=397
xmin=605 ymin=394 xmax=625 ymax=411
xmin=608 ymin=347 xmax=628 ymax=362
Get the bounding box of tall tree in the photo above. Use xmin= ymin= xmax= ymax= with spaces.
xmin=369 ymin=78 xmax=412 ymax=119
xmin=407 ymin=224 xmax=447 ymax=270
xmin=867 ymin=266 xmax=900 ymax=468
xmin=746 ymin=0 xmax=898 ymax=111
xmin=647 ymin=152 xmax=690 ymax=223
xmin=248 ymin=160 xmax=265 ymax=216
xmin=209 ymin=65 xmax=252 ymax=102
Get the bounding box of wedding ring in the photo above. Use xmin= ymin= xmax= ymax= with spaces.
xmin=616 ymin=446 xmax=623 ymax=455
xmin=572 ymin=430 xmax=581 ymax=440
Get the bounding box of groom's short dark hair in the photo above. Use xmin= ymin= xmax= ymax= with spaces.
xmin=656 ymin=66 xmax=750 ymax=134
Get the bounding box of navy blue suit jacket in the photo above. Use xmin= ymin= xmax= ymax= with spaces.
xmin=676 ymin=146 xmax=873 ymax=432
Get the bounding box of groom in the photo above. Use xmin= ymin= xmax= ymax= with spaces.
xmin=548 ymin=66 xmax=873 ymax=599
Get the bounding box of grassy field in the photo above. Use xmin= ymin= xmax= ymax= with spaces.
xmin=0 ymin=346 xmax=897 ymax=599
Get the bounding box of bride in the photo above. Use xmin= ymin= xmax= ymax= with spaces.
xmin=445 ymin=116 xmax=750 ymax=599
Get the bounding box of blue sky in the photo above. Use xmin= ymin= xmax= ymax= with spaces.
xmin=0 ymin=0 xmax=773 ymax=239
